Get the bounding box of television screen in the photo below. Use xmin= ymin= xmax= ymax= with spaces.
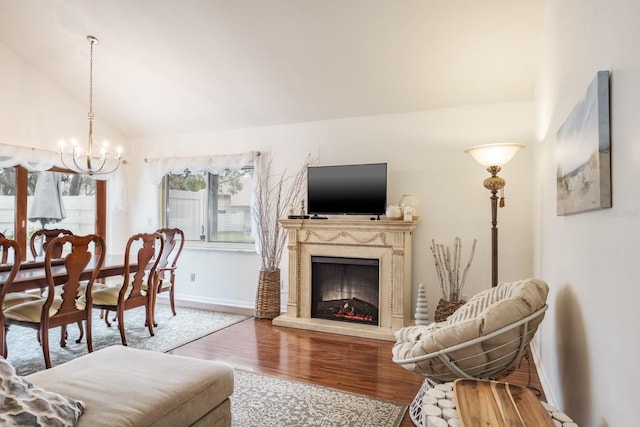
xmin=307 ymin=163 xmax=387 ymax=215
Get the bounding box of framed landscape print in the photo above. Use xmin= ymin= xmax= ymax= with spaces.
xmin=556 ymin=70 xmax=611 ymax=216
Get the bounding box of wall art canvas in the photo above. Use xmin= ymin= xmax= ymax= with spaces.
xmin=556 ymin=70 xmax=611 ymax=216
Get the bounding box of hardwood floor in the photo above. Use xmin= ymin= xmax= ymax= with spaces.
xmin=169 ymin=310 xmax=545 ymax=427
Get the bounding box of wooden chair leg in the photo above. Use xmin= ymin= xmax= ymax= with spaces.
xmin=117 ymin=310 xmax=127 ymax=346
xmin=1 ymin=323 xmax=8 ymax=358
xmin=42 ymin=328 xmax=51 ymax=369
xmin=85 ymin=318 xmax=93 ymax=353
xmin=146 ymin=304 xmax=155 ymax=337
xmin=104 ymin=309 xmax=112 ymax=327
xmin=169 ymin=286 xmax=176 ymax=316
xmin=60 ymin=325 xmax=67 ymax=348
xmin=75 ymin=321 xmax=84 ymax=344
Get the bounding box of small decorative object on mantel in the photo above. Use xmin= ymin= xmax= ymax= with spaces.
xmin=399 ymin=194 xmax=419 ymax=220
xmin=385 ymin=205 xmax=402 ymax=220
xmin=253 ymin=154 xmax=312 ymax=319
xmin=430 ymin=237 xmax=477 ymax=322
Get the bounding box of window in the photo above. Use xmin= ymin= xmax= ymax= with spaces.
xmin=164 ymin=167 xmax=254 ymax=245
xmin=0 ymin=168 xmax=16 ymax=239
xmin=27 ymin=170 xmax=97 ymax=243
xmin=0 ymin=166 xmax=105 ymax=260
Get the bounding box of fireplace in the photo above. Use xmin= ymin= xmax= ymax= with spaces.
xmin=311 ymin=256 xmax=379 ymax=325
xmin=274 ymin=218 xmax=418 ymax=341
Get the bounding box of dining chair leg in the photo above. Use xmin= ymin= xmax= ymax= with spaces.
xmin=85 ymin=318 xmax=93 ymax=353
xmin=104 ymin=309 xmax=113 ymax=327
xmin=146 ymin=304 xmax=155 ymax=337
xmin=1 ymin=323 xmax=7 ymax=358
xmin=42 ymin=328 xmax=52 ymax=369
xmin=169 ymin=287 xmax=176 ymax=316
xmin=75 ymin=321 xmax=84 ymax=343
xmin=60 ymin=325 xmax=67 ymax=347
xmin=117 ymin=310 xmax=127 ymax=346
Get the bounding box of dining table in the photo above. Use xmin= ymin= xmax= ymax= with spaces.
xmin=0 ymin=254 xmax=148 ymax=358
xmin=0 ymin=254 xmax=140 ymax=293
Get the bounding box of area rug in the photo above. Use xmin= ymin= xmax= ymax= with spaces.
xmin=231 ymin=369 xmax=407 ymax=427
xmin=6 ymin=304 xmax=248 ymax=375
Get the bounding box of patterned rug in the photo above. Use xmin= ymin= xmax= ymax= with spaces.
xmin=5 ymin=304 xmax=248 ymax=375
xmin=232 ymin=370 xmax=407 ymax=427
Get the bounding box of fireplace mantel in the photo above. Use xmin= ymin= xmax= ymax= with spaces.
xmin=273 ymin=218 xmax=418 ymax=341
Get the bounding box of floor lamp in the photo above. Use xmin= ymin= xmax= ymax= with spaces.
xmin=464 ymin=143 xmax=524 ymax=288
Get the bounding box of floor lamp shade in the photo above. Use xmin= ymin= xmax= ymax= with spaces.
xmin=464 ymin=143 xmax=524 ymax=168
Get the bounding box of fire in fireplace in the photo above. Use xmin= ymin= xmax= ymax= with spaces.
xmin=311 ymin=256 xmax=379 ymax=325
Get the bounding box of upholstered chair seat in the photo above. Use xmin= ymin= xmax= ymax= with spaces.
xmin=3 ymin=295 xmax=86 ymax=323
xmin=89 ymin=283 xmax=141 ymax=306
xmin=1 ymin=292 xmax=41 ymax=310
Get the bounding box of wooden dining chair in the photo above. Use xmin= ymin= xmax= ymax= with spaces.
xmin=0 ymin=237 xmax=41 ymax=312
xmin=0 ymin=237 xmax=31 ymax=357
xmin=154 ymin=228 xmax=184 ymax=317
xmin=30 ymin=228 xmax=74 ymax=260
xmin=91 ymin=232 xmax=163 ymax=346
xmin=2 ymin=234 xmax=105 ymax=368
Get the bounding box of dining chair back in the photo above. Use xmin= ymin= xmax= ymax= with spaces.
xmin=155 ymin=228 xmax=184 ymax=316
xmin=91 ymin=232 xmax=164 ymax=346
xmin=30 ymin=228 xmax=74 ymax=260
xmin=2 ymin=234 xmax=105 ymax=368
xmin=0 ymin=237 xmax=41 ymax=313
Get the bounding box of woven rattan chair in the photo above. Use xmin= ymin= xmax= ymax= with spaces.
xmin=392 ymin=278 xmax=549 ymax=426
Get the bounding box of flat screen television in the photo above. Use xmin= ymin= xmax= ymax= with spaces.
xmin=307 ymin=163 xmax=387 ymax=216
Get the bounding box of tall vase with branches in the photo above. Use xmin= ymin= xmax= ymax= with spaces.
xmin=252 ymin=154 xmax=310 ymax=319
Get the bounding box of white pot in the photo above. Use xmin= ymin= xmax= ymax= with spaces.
xmin=385 ymin=205 xmax=402 ymax=220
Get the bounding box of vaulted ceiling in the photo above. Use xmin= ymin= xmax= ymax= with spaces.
xmin=0 ymin=0 xmax=546 ymax=139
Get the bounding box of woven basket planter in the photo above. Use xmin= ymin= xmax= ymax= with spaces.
xmin=434 ymin=298 xmax=466 ymax=322
xmin=255 ymin=268 xmax=281 ymax=319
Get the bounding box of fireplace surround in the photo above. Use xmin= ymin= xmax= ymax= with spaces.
xmin=274 ymin=218 xmax=418 ymax=340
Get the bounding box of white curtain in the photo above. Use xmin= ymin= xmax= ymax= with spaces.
xmin=145 ymin=150 xmax=264 ymax=252
xmin=145 ymin=151 xmax=259 ymax=185
xmin=0 ymin=143 xmax=127 ymax=213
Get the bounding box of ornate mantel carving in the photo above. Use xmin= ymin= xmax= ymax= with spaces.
xmin=273 ymin=218 xmax=418 ymax=341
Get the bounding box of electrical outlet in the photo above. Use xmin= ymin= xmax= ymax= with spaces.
xmin=190 ymin=273 xmax=196 ymax=282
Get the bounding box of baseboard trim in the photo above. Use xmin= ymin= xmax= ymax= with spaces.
xmin=157 ymin=295 xmax=255 ymax=317
xmin=530 ymin=340 xmax=557 ymax=407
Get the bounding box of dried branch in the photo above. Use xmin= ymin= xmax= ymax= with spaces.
xmin=430 ymin=237 xmax=476 ymax=302
xmin=252 ymin=155 xmax=311 ymax=271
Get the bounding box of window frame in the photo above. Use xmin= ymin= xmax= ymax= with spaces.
xmin=161 ymin=167 xmax=255 ymax=251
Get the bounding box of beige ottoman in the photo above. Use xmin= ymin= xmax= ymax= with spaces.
xmin=26 ymin=345 xmax=234 ymax=427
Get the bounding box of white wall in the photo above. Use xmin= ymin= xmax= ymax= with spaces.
xmin=534 ymin=1 xmax=640 ymax=425
xmin=128 ymin=103 xmax=534 ymax=313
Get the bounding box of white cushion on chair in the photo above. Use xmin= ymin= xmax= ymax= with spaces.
xmin=90 ymin=282 xmax=142 ymax=306
xmin=1 ymin=292 xmax=41 ymax=310
xmin=446 ymin=278 xmax=548 ymax=324
xmin=3 ymin=298 xmax=66 ymax=322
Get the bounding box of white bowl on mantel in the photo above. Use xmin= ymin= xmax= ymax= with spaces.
xmin=385 ymin=205 xmax=403 ymax=220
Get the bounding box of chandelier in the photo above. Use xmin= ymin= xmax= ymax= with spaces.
xmin=59 ymin=35 xmax=122 ymax=176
